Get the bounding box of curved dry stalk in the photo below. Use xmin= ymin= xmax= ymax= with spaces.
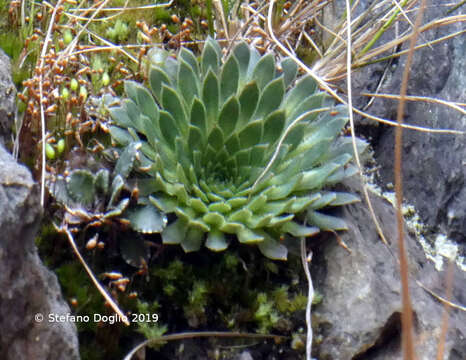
xmin=352 ymin=28 xmax=466 ymax=70
xmin=436 ymin=260 xmax=455 ymax=360
xmin=38 ymin=0 xmax=64 ymax=207
xmin=361 ymin=93 xmax=466 ymax=115
xmin=73 ymin=23 xmax=138 ymax=63
xmin=356 ymin=14 xmax=466 ymax=64
xmin=394 ymin=1 xmax=427 ymax=358
xmin=59 ymin=224 xmax=130 ymax=326
xmin=301 ymin=239 xmax=314 ymax=360
xmin=124 ymin=331 xmax=286 ymax=360
xmin=416 ymin=280 xmax=466 ymax=312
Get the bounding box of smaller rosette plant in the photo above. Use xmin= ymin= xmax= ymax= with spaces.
xmin=108 ymin=38 xmax=367 ymax=260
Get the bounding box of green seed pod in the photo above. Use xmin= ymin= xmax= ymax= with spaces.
xmin=56 ymin=139 xmax=65 ymax=155
xmin=61 ymin=87 xmax=70 ymax=100
xmin=70 ymin=78 xmax=79 ymax=91
xmin=79 ymin=86 xmax=88 ymax=101
xmin=63 ymin=29 xmax=73 ymax=45
xmin=102 ymin=72 xmax=110 ymax=86
xmin=45 ymin=143 xmax=56 ymax=160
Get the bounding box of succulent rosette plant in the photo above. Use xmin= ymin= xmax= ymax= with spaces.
xmin=108 ymin=38 xmax=367 ymax=260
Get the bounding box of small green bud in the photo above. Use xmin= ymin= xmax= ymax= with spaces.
xmin=79 ymin=86 xmax=88 ymax=101
xmin=61 ymin=87 xmax=69 ymax=100
xmin=56 ymin=139 xmax=65 ymax=155
xmin=45 ymin=143 xmax=56 ymax=160
xmin=102 ymin=72 xmax=110 ymax=86
xmin=70 ymin=78 xmax=79 ymax=91
xmin=63 ymin=29 xmax=73 ymax=45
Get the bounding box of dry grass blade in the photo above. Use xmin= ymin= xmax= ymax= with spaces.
xmin=394 ymin=1 xmax=427 ymax=358
xmin=59 ymin=224 xmax=130 ymax=326
xmin=361 ymin=93 xmax=466 ymax=115
xmin=38 ymin=0 xmax=64 ymax=207
xmin=436 ymin=260 xmax=455 ymax=360
xmin=301 ymin=239 xmax=314 ymax=360
xmin=416 ymin=280 xmax=466 ymax=312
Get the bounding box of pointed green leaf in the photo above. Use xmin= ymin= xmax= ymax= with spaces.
xmin=162 ymin=85 xmax=187 ymax=135
xmin=281 ymin=221 xmax=319 ymax=237
xmin=229 ymin=208 xmax=253 ymax=223
xmin=225 ymin=134 xmax=241 ymax=156
xmin=179 ymin=47 xmax=199 ymax=74
xmin=296 ymin=163 xmax=340 ymax=191
xmin=207 ymin=126 xmax=224 ymax=151
xmin=162 ymin=218 xmax=187 ymax=245
xmin=114 ymin=142 xmax=140 ymax=179
xmin=158 ymin=110 xmax=179 ymax=149
xmin=220 ymin=54 xmax=239 ymax=102
xmin=201 ymin=38 xmax=220 ymax=75
xmin=109 ymin=126 xmax=132 ymax=146
xmin=263 ymin=110 xmax=286 ymax=144
xmin=95 ymin=169 xmax=110 ymax=195
xmin=237 ymin=227 xmax=264 ymax=244
xmin=330 ymin=192 xmax=360 ymax=206
xmin=281 ymin=57 xmax=298 ymax=87
xmin=232 ymin=41 xmax=250 ymax=84
xmin=238 ymin=81 xmax=259 ymax=126
xmin=252 ymin=53 xmax=275 ymax=89
xmin=307 ymin=211 xmax=348 ymax=231
xmin=149 ymin=65 xmax=171 ymax=101
xmin=190 ymin=98 xmax=207 ymax=135
xmin=218 ymin=96 xmax=239 ymax=135
xmin=203 ymin=212 xmax=225 ymax=227
xmin=205 ymin=230 xmax=229 ymax=251
xmin=189 ymin=198 xmax=208 ymax=213
xmin=283 ymin=122 xmax=306 ymax=151
xmin=110 ymin=107 xmax=132 ymax=128
xmin=127 ymin=204 xmax=167 ymax=234
xmin=108 ymin=175 xmax=124 ymax=208
xmin=257 ymin=233 xmax=287 ymax=260
xmin=238 ymin=120 xmax=262 ymax=149
xmin=253 ymin=77 xmax=285 ymax=120
xmin=149 ymin=194 xmax=177 ymax=213
xmin=310 ymin=192 xmax=337 ymax=210
xmin=250 ymin=144 xmax=267 ymax=166
xmin=202 ymin=70 xmax=219 ymax=129
xmin=178 ymin=59 xmax=199 ymax=106
xmin=125 ymin=81 xmax=160 ymax=124
xmin=288 ymin=93 xmax=326 ymax=123
xmin=66 ymin=170 xmax=95 ymax=206
xmin=208 ymin=201 xmax=232 ymax=214
xmin=181 ymin=226 xmax=204 ymax=252
xmin=188 ymin=125 xmax=204 ymax=153
xmin=284 ymin=76 xmax=318 ymax=115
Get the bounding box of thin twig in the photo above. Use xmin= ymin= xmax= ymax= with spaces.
xmin=394 ymin=1 xmax=427 ymax=358
xmin=38 ymin=0 xmax=64 ymax=206
xmin=416 ymin=280 xmax=466 ymax=312
xmin=436 ymin=260 xmax=455 ymax=360
xmin=301 ymin=239 xmax=314 ymax=360
xmin=59 ymin=224 xmax=130 ymax=326
xmin=361 ymin=93 xmax=466 ymax=115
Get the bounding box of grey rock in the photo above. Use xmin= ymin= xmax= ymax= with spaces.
xmin=0 ymin=145 xmax=80 ymax=359
xmin=311 ymin=178 xmax=466 ymax=359
xmin=0 ymin=49 xmax=16 ymax=148
xmin=346 ymin=0 xmax=466 ymax=244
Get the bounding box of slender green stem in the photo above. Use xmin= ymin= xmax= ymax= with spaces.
xmin=358 ymin=0 xmax=409 ymax=58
